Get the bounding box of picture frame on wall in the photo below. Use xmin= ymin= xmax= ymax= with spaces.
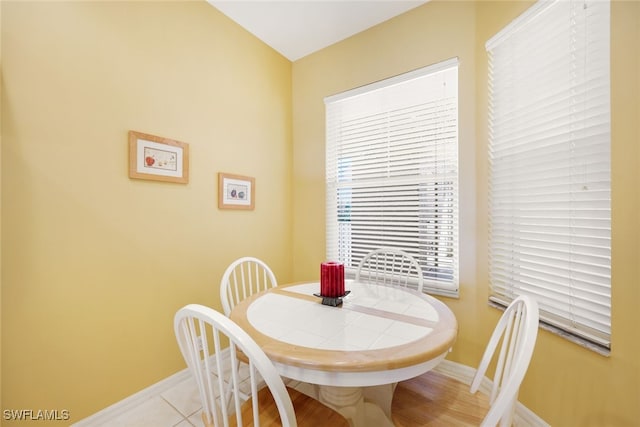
xmin=218 ymin=172 xmax=255 ymax=210
xmin=128 ymin=130 xmax=189 ymax=184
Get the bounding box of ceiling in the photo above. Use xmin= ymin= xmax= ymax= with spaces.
xmin=207 ymin=1 xmax=429 ymax=61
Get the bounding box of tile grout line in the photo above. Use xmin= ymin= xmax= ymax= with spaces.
xmin=161 ymin=395 xmax=195 ymax=427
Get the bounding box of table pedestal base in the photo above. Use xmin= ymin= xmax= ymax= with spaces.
xmin=318 ymin=386 xmax=394 ymax=427
xmin=362 ymin=382 xmax=398 ymax=418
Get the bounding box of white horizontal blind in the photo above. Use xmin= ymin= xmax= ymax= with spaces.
xmin=487 ymin=0 xmax=611 ymax=348
xmin=325 ymin=59 xmax=459 ymax=295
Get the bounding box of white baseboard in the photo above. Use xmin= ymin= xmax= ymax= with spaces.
xmin=71 ymin=368 xmax=191 ymax=427
xmin=433 ymin=359 xmax=550 ymax=427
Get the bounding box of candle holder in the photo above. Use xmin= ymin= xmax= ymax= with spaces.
xmin=314 ymin=290 xmax=351 ymax=307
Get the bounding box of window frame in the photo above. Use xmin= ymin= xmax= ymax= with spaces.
xmin=325 ymin=58 xmax=460 ymax=297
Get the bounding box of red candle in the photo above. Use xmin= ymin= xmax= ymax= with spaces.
xmin=321 ymin=262 xmax=344 ymax=298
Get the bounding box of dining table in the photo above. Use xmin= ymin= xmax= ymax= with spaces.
xmin=229 ymin=280 xmax=458 ymax=427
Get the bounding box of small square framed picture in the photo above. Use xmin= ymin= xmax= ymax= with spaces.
xmin=218 ymin=173 xmax=255 ymax=210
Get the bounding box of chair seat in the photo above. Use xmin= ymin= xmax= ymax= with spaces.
xmin=230 ymin=386 xmax=349 ymax=427
xmin=391 ymin=371 xmax=491 ymax=427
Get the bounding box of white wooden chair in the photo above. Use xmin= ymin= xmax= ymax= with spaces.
xmin=355 ymin=247 xmax=424 ymax=293
xmin=220 ymin=257 xmax=277 ymax=317
xmin=392 ymin=295 xmax=540 ymax=427
xmin=174 ymin=304 xmax=349 ymax=427
xmin=356 ymin=247 xmax=425 ymax=410
xmin=218 ymin=257 xmax=278 ymax=404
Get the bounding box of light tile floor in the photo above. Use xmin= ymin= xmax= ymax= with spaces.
xmin=93 ymin=374 xmax=208 ymax=427
xmin=87 ymin=368 xmax=308 ymax=427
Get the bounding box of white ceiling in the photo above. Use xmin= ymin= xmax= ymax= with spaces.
xmin=207 ymin=1 xmax=429 ymax=61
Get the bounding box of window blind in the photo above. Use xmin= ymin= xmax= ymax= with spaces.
xmin=325 ymin=58 xmax=459 ymax=296
xmin=487 ymin=0 xmax=611 ymax=349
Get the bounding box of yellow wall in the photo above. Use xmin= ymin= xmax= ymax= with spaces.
xmin=2 ymin=0 xmax=638 ymax=425
xmin=292 ymin=1 xmax=640 ymax=425
xmin=1 ymin=1 xmax=292 ymax=424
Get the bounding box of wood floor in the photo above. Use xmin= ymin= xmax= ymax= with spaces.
xmin=391 ymin=370 xmax=491 ymax=427
xmin=229 ymin=386 xmax=350 ymax=427
xmin=76 ymin=368 xmax=495 ymax=426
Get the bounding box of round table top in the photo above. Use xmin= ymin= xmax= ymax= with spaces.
xmin=229 ymin=281 xmax=457 ymax=381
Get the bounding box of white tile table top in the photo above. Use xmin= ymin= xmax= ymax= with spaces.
xmin=247 ymin=281 xmax=439 ymax=351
